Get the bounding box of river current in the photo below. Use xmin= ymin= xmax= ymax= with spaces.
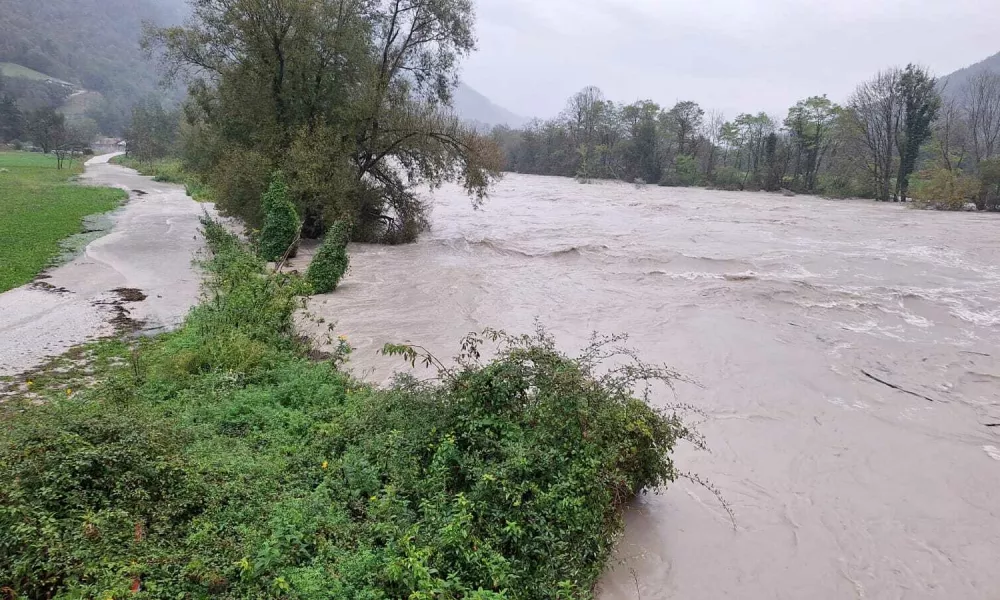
xmin=297 ymin=174 xmax=1000 ymax=599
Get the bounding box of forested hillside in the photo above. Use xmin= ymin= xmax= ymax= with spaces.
xmin=0 ymin=0 xmax=186 ymax=133
xmin=940 ymin=51 xmax=1000 ymax=96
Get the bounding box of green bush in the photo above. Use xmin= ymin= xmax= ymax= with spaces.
xmin=209 ymin=149 xmax=272 ymax=227
xmin=0 ymin=401 xmax=206 ymax=598
xmin=0 ymin=221 xmax=692 ymax=599
xmin=659 ymin=154 xmax=701 ymax=187
xmin=258 ymin=172 xmax=300 ymax=262
xmin=707 ymin=165 xmax=744 ymax=190
xmin=911 ymin=165 xmax=978 ymax=210
xmin=815 ymin=173 xmax=875 ymax=199
xmin=307 ymin=220 xmax=351 ymax=294
xmin=980 ymin=157 xmax=1000 ymax=210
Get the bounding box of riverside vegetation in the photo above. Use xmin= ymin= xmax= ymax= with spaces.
xmin=109 ymin=155 xmax=213 ymax=203
xmin=0 ymin=3 xmax=698 ymax=595
xmin=0 ymin=219 xmax=695 ymax=598
xmin=491 ymin=69 xmax=1000 ymax=210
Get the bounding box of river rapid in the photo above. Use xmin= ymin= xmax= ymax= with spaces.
xmin=298 ymin=174 xmax=1000 ymax=599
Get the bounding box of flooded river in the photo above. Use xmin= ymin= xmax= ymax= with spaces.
xmin=298 ymin=174 xmax=1000 ymax=599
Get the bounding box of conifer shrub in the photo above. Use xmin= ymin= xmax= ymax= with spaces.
xmin=306 ymin=220 xmax=351 ymax=294
xmin=257 ymin=171 xmax=300 ymax=262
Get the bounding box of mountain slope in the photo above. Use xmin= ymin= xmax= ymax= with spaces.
xmin=939 ymin=51 xmax=1000 ymax=95
xmin=0 ymin=0 xmax=185 ymax=132
xmin=453 ymin=83 xmax=529 ymax=128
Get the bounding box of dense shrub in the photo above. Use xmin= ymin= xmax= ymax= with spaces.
xmin=0 ymin=220 xmax=691 ymax=599
xmin=979 ymin=157 xmax=1000 ymax=210
xmin=706 ymin=165 xmax=744 ymax=191
xmin=0 ymin=402 xmax=205 ymax=599
xmin=258 ymin=172 xmax=301 ymax=262
xmin=307 ymin=220 xmax=351 ymax=294
xmin=210 ymin=149 xmax=273 ymax=227
xmin=816 ymin=172 xmax=875 ymax=199
xmin=911 ymin=165 xmax=979 ymax=210
xmin=659 ymin=154 xmax=701 ymax=187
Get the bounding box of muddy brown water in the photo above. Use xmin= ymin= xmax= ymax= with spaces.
xmin=296 ymin=174 xmax=1000 ymax=599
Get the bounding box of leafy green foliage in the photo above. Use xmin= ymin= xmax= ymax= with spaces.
xmin=258 ymin=172 xmax=300 ymax=262
xmin=911 ymin=164 xmax=979 ymax=210
xmin=26 ymin=106 xmax=66 ymax=154
xmin=0 ymin=220 xmax=691 ymax=598
xmin=209 ymin=149 xmax=273 ymax=226
xmin=110 ymin=155 xmax=213 ymax=202
xmin=978 ymin=157 xmax=1000 ymax=210
xmin=660 ymin=154 xmax=701 ymax=187
xmin=146 ymin=0 xmax=503 ymax=243
xmin=124 ymin=99 xmax=179 ymax=165
xmin=307 ymin=220 xmax=351 ymax=294
xmin=896 ymin=64 xmax=941 ymax=201
xmin=784 ymin=96 xmax=840 ymax=192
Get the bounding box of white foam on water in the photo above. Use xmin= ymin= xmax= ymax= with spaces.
xmin=951 ymin=306 xmax=1000 ymax=328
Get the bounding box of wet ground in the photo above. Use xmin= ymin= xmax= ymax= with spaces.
xmin=0 ymin=153 xmax=211 ymax=376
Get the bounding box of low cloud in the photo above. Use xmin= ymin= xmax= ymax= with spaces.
xmin=462 ymin=0 xmax=1000 ymax=120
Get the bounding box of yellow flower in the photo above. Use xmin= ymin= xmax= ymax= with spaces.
xmin=338 ymin=334 xmax=348 ymax=342
xmin=66 ymin=388 xmax=72 ymax=396
xmin=25 ymin=380 xmax=33 ymax=387
xmin=321 ymin=461 xmax=328 ymax=470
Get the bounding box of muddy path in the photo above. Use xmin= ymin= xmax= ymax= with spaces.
xmin=0 ymin=153 xmax=212 ymax=377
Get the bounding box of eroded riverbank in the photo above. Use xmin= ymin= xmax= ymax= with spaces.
xmin=296 ymin=175 xmax=1000 ymax=599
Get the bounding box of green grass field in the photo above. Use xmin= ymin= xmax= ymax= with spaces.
xmin=0 ymin=152 xmax=126 ymax=292
xmin=0 ymin=62 xmax=74 ymax=86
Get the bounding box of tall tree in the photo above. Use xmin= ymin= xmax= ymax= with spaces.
xmin=27 ymin=106 xmax=66 ymax=154
xmin=0 ymin=72 xmax=25 ymax=143
xmin=785 ymin=96 xmax=840 ymax=192
xmin=731 ymin=112 xmax=775 ymax=189
xmin=849 ymin=68 xmax=902 ymax=202
xmin=563 ymin=86 xmax=607 ymax=181
xmin=665 ymin=101 xmax=704 ymax=157
xmin=963 ymin=72 xmax=1000 ymax=167
xmin=146 ymin=0 xmax=501 ymax=243
xmin=125 ymin=99 xmax=178 ymax=164
xmin=701 ymin=110 xmax=725 ymax=180
xmin=621 ymin=100 xmax=662 ymax=183
xmin=894 ymin=64 xmax=939 ymax=202
xmin=931 ymin=94 xmax=969 ymax=173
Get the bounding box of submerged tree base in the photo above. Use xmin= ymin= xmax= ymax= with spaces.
xmin=0 ymin=220 xmax=691 ymax=599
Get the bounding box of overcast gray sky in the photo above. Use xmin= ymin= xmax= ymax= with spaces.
xmin=460 ymin=0 xmax=1000 ymax=120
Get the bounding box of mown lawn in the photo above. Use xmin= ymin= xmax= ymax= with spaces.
xmin=0 ymin=152 xmax=126 ymax=292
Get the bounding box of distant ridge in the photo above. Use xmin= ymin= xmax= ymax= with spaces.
xmin=453 ymin=83 xmax=529 ymax=129
xmin=939 ymin=51 xmax=1000 ymax=95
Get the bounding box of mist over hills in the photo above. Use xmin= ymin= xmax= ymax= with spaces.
xmin=453 ymin=83 xmax=530 ymax=129
xmin=940 ymin=51 xmax=1000 ymax=95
